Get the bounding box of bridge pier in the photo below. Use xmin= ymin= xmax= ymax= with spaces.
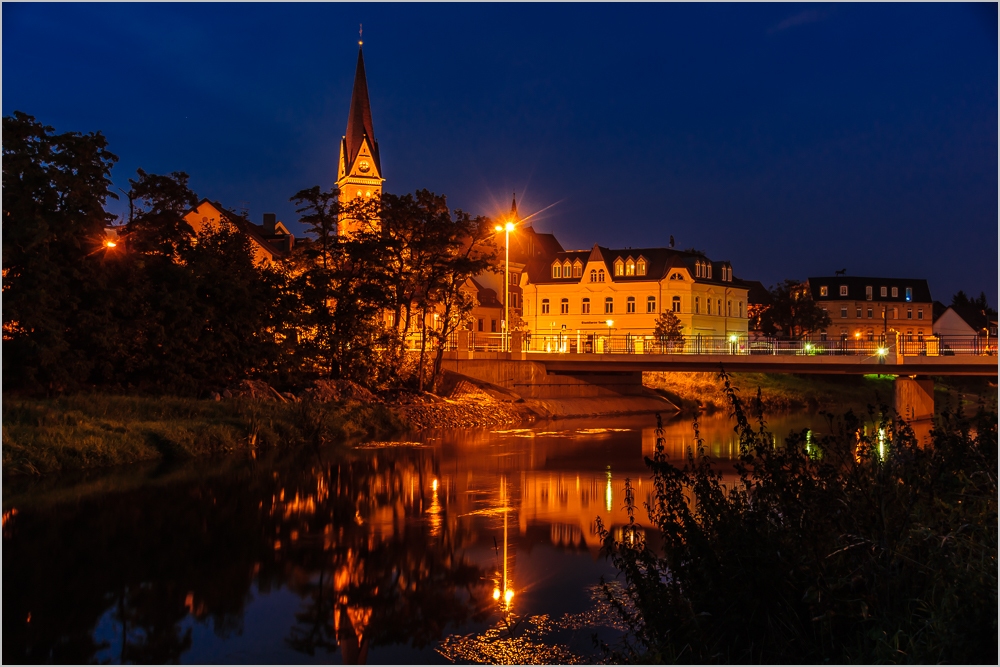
xmin=893 ymin=376 xmax=934 ymax=422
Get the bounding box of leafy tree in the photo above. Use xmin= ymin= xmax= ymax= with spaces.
xmin=2 ymin=111 xmax=118 ymax=392
xmin=951 ymin=290 xmax=997 ymax=322
xmin=757 ymin=279 xmax=830 ymax=339
xmin=125 ymin=169 xmax=199 ymax=257
xmin=598 ymin=373 xmax=998 ymax=664
xmin=653 ymin=310 xmax=684 ymax=351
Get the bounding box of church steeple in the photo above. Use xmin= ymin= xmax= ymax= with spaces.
xmin=343 ymin=45 xmax=380 ymax=175
xmin=337 ymin=39 xmax=385 ymax=236
xmin=510 ymin=191 xmax=518 ymax=220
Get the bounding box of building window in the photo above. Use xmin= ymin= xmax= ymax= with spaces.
xmin=598 ymin=270 xmax=605 ymax=282
xmin=477 ymin=318 xmax=484 ymax=332
xmin=563 ymin=261 xmax=572 ymax=277
xmin=906 ymin=329 xmax=913 ymax=341
xmin=891 ymin=287 xmax=898 ymax=297
xmin=637 ymin=260 xmax=647 ymax=276
xmin=672 ymin=296 xmax=681 ymax=313
xmin=917 ymin=330 xmax=924 ymax=341
xmin=907 ymin=308 xmax=912 ymax=319
xmin=614 ymin=260 xmax=624 ymax=276
xmin=892 ymin=307 xmax=898 ymax=319
xmin=605 ymin=297 xmax=614 ymax=314
xmin=866 ymin=286 xmax=873 ymax=300
xmin=820 ymin=285 xmax=828 ymax=297
xmin=727 ymin=300 xmax=732 ymax=316
xmin=510 ymin=293 xmax=518 ymax=309
xmin=582 ymin=298 xmax=591 ymax=314
xmin=706 ymin=264 xmax=712 ymax=279
xmin=695 ymin=261 xmax=701 ymax=278
xmin=917 ymin=308 xmax=923 ymax=320
xmin=590 ymin=269 xmax=597 ymax=282
xmin=841 ymin=306 xmax=848 ymax=318
xmin=867 ymin=307 xmax=873 ymax=319
xmin=738 ymin=301 xmax=743 ymax=318
xmin=541 ymin=298 xmax=550 ymax=314
xmin=717 ymin=299 xmax=722 ymax=315
xmin=856 ymin=307 xmax=862 ymax=318
xmin=707 ymin=299 xmax=712 ymax=315
xmin=510 ymin=272 xmax=518 ymax=285
xmin=840 ymin=285 xmax=848 ymax=296
xmin=627 ymin=296 xmax=636 ymax=313
xmin=647 ymin=296 xmax=657 ymax=313
xmin=867 ymin=329 xmax=874 ymax=341
xmin=625 ymin=261 xmax=635 ymax=276
xmin=560 ymin=298 xmax=569 ymax=314
xmin=491 ymin=319 xmax=497 ymax=333
xmin=573 ymin=263 xmax=582 ymax=278
xmin=695 ymin=297 xmax=700 ymax=314
xmin=905 ymin=287 xmax=912 ymax=302
xmin=552 ymin=264 xmax=561 ymax=279
xmin=880 ymin=286 xmax=887 ymax=297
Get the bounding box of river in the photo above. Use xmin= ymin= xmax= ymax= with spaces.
xmin=3 ymin=410 xmax=837 ymax=664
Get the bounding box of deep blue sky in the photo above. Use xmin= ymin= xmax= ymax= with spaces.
xmin=4 ymin=3 xmax=997 ymax=304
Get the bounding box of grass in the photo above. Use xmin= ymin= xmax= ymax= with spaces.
xmin=2 ymin=393 xmax=404 ymax=476
xmin=644 ymin=371 xmax=899 ymax=414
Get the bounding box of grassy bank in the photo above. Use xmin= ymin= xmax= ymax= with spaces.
xmin=2 ymin=394 xmax=404 ymax=476
xmin=645 ymin=372 xmax=996 ymax=415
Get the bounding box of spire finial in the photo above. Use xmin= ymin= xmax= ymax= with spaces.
xmin=359 ymin=23 xmax=363 ymax=46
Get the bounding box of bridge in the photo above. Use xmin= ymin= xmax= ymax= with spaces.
xmin=436 ymin=332 xmax=997 ymax=420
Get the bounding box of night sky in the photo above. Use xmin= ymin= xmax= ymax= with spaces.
xmin=4 ymin=3 xmax=997 ymax=304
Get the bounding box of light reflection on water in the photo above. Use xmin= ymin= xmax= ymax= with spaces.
xmin=3 ymin=410 xmax=833 ymax=664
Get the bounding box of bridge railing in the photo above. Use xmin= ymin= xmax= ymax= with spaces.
xmin=417 ymin=331 xmax=996 ymax=357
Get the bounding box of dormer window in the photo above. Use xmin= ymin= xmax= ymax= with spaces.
xmin=563 ymin=260 xmax=572 ymax=277
xmin=637 ymin=259 xmax=647 ymax=276
xmin=840 ymin=285 xmax=848 ymax=296
xmin=573 ymin=260 xmax=583 ymax=278
xmin=614 ymin=259 xmax=624 ymax=277
xmin=552 ymin=263 xmax=561 ymax=279
xmin=820 ymin=286 xmax=828 ymax=297
xmin=625 ymin=257 xmax=636 ymax=276
xmin=880 ymin=286 xmax=887 ymax=297
xmin=695 ymin=261 xmax=702 ymax=278
xmin=891 ymin=287 xmax=898 ymax=298
xmin=706 ymin=263 xmax=712 ymax=279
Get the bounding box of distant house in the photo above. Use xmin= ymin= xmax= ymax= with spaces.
xmin=933 ymin=302 xmax=997 ymax=338
xmin=184 ymin=199 xmax=294 ymax=266
xmin=806 ymin=276 xmax=933 ymax=342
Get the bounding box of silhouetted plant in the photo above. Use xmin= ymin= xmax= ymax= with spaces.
xmin=598 ymin=370 xmax=997 ymax=664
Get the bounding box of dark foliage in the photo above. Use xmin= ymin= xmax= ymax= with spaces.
xmin=598 ymin=371 xmax=998 ymax=664
xmin=755 ymin=279 xmax=831 ymax=339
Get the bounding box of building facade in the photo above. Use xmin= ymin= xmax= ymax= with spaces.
xmin=184 ymin=200 xmax=294 ymax=266
xmin=806 ymin=276 xmax=933 ymax=342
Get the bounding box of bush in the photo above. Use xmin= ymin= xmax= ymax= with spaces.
xmin=598 ymin=371 xmax=998 ymax=664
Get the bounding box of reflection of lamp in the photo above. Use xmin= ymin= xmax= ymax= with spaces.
xmin=493 ymin=475 xmax=515 ymax=612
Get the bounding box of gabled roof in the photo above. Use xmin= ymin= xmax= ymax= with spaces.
xmin=945 ymin=303 xmax=993 ymax=331
xmin=806 ymin=276 xmax=932 ymax=303
xmin=526 ymin=244 xmax=737 ymax=286
xmin=469 ymin=277 xmax=502 ymax=308
xmin=190 ymin=199 xmax=292 ymax=260
xmin=344 ymin=46 xmax=380 ymax=173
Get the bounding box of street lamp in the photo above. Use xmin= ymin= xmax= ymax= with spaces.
xmin=606 ymin=319 xmax=614 ymax=352
xmin=494 ymin=221 xmax=515 ymax=351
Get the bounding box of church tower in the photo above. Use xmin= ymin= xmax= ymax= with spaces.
xmin=336 ymin=41 xmax=384 ymax=236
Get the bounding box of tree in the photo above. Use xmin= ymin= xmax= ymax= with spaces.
xmin=125 ymin=169 xmax=199 ymax=257
xmin=653 ymin=310 xmax=684 ymax=351
xmin=951 ymin=290 xmax=997 ymax=323
xmin=2 ymin=111 xmax=118 ymax=392
xmin=757 ymin=279 xmax=830 ymax=339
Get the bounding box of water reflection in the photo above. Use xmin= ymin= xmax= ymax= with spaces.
xmin=3 ymin=411 xmax=833 ymax=664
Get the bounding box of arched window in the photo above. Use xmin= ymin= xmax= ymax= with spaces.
xmin=637 ymin=259 xmax=647 ymax=276
xmin=560 ymin=298 xmax=569 ymax=314
xmin=647 ymin=296 xmax=656 ymax=313
xmin=627 ymin=296 xmax=636 ymax=313
xmin=604 ymin=297 xmax=614 ymax=314
xmin=582 ymin=297 xmax=591 ymax=314
xmin=541 ymin=298 xmax=550 ymax=314
xmin=614 ymin=259 xmax=624 ymax=276
xmin=552 ymin=263 xmax=561 ymax=279
xmin=590 ymin=269 xmax=597 ymax=282
xmin=672 ymin=296 xmax=681 ymax=313
xmin=598 ymin=269 xmax=605 ymax=282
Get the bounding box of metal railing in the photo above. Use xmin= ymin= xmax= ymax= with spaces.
xmin=426 ymin=332 xmax=996 ymax=357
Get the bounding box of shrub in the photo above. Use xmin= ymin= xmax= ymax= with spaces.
xmin=598 ymin=371 xmax=998 ymax=664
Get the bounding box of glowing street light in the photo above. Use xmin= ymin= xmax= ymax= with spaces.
xmin=494 ymin=221 xmax=516 ymax=351
xmin=104 ymin=240 xmax=117 ymax=249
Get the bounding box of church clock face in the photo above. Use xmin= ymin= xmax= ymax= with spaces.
xmin=358 ymin=160 xmax=370 ymax=173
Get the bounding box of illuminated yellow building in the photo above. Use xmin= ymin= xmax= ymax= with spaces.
xmin=184 ymin=199 xmax=294 ymax=266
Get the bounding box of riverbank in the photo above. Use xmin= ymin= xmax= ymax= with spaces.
xmin=2 ymin=394 xmax=404 ymax=476
xmin=644 ymin=371 xmax=997 ymax=416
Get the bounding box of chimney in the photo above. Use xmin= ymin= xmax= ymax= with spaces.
xmin=263 ymin=213 xmax=276 ymax=235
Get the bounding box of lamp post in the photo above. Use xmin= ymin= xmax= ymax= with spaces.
xmin=606 ymin=319 xmax=614 ymax=353
xmin=494 ymin=221 xmax=515 ymax=351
